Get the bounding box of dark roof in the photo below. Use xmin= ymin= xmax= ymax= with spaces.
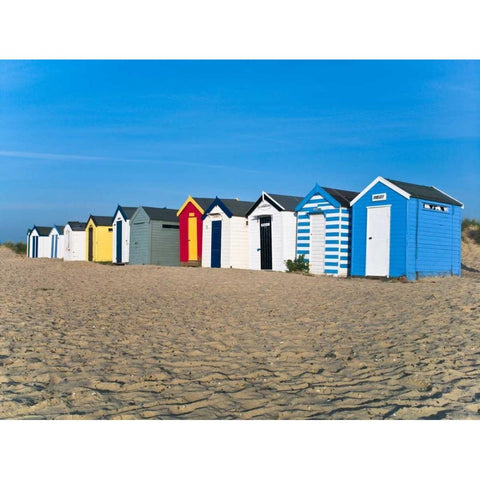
xmin=193 ymin=197 xmax=217 ymax=211
xmin=142 ymin=206 xmax=179 ymax=222
xmin=33 ymin=226 xmax=52 ymax=236
xmin=219 ymin=198 xmax=255 ymax=217
xmin=53 ymin=225 xmax=65 ymax=234
xmin=266 ymin=193 xmax=304 ymax=211
xmin=386 ymin=179 xmax=463 ymax=207
xmin=89 ymin=215 xmax=113 ymax=227
xmin=118 ymin=205 xmax=137 ymax=220
xmin=67 ymin=221 xmax=86 ymax=231
xmin=323 ymin=187 xmax=359 ymax=208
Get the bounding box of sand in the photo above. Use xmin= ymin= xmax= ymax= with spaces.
xmin=1 ymin=244 xmax=479 ymax=419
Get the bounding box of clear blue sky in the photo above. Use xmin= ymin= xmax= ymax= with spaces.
xmin=1 ymin=60 xmax=479 ymax=242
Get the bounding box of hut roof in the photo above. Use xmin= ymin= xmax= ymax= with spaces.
xmin=33 ymin=226 xmax=52 ymax=236
xmin=67 ymin=221 xmax=86 ymax=231
xmin=89 ymin=215 xmax=113 ymax=227
xmin=322 ymin=187 xmax=359 ymax=208
xmin=142 ymin=207 xmax=179 ymax=222
xmin=386 ymin=179 xmax=463 ymax=207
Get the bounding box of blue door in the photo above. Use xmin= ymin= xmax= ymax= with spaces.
xmin=33 ymin=236 xmax=38 ymax=258
xmin=211 ymin=220 xmax=222 ymax=268
xmin=116 ymin=220 xmax=122 ymax=263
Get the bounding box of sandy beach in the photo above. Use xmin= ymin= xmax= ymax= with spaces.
xmin=1 ymin=242 xmax=479 ymax=419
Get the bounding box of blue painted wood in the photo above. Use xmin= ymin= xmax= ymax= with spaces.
xmin=116 ymin=220 xmax=122 ymax=263
xmin=351 ymin=179 xmax=462 ymax=280
xmin=211 ymin=220 xmax=222 ymax=268
xmin=33 ymin=236 xmax=38 ymax=258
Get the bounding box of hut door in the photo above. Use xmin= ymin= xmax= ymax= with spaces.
xmin=366 ymin=206 xmax=390 ymax=276
xmin=188 ymin=215 xmax=198 ymax=261
xmin=259 ymin=216 xmax=272 ymax=270
xmin=309 ymin=213 xmax=326 ymax=274
xmin=116 ymin=220 xmax=122 ymax=263
xmin=211 ymin=220 xmax=222 ymax=268
xmin=33 ymin=236 xmax=38 ymax=258
xmin=88 ymin=227 xmax=94 ymax=261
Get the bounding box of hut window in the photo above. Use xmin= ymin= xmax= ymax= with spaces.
xmin=108 ymin=228 xmax=113 ymax=232
xmin=162 ymin=224 xmax=179 ymax=229
xmin=423 ymin=203 xmax=449 ymax=213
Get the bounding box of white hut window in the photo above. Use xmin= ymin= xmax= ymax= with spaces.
xmin=423 ymin=203 xmax=449 ymax=213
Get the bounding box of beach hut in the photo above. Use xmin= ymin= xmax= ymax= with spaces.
xmin=201 ymin=197 xmax=254 ymax=269
xmin=176 ymin=196 xmax=215 ymax=266
xmin=48 ymin=225 xmax=65 ymax=259
xmin=246 ymin=192 xmax=303 ymax=271
xmin=63 ymin=222 xmax=86 ymax=261
xmin=26 ymin=228 xmax=31 ymax=257
xmin=129 ymin=206 xmax=180 ymax=266
xmin=85 ymin=215 xmax=113 ymax=262
xmin=29 ymin=226 xmax=52 ymax=258
xmin=295 ymin=184 xmax=359 ymax=276
xmin=350 ymin=177 xmax=463 ymax=280
xmin=112 ymin=205 xmax=137 ymax=264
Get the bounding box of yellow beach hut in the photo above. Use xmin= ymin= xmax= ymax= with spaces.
xmin=85 ymin=215 xmax=113 ymax=262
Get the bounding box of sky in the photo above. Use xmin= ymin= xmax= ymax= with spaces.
xmin=0 ymin=60 xmax=479 ymax=242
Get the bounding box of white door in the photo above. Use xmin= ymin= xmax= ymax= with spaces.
xmin=309 ymin=214 xmax=326 ymax=274
xmin=366 ymin=206 xmax=391 ymax=276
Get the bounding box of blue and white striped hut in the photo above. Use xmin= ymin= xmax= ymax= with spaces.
xmin=295 ymin=184 xmax=359 ymax=276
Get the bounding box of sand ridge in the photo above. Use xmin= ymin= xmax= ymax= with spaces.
xmin=1 ymin=245 xmax=480 ymax=419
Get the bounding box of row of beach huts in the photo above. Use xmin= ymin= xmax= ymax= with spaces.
xmin=26 ymin=176 xmax=463 ymax=281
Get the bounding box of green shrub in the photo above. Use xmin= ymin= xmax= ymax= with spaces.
xmin=462 ymin=218 xmax=480 ymax=231
xmin=3 ymin=241 xmax=27 ymax=255
xmin=285 ymin=254 xmax=310 ymax=273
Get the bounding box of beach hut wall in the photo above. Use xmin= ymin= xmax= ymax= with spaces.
xmin=295 ymin=184 xmax=359 ymax=276
xmin=112 ymin=205 xmax=137 ymax=264
xmin=201 ymin=197 xmax=254 ymax=269
xmin=29 ymin=226 xmax=52 ymax=258
xmin=63 ymin=222 xmax=86 ymax=261
xmin=85 ymin=215 xmax=114 ymax=262
xmin=129 ymin=206 xmax=180 ymax=266
xmin=246 ymin=192 xmax=303 ymax=271
xmin=48 ymin=225 xmax=65 ymax=259
xmin=176 ymin=196 xmax=215 ymax=266
xmin=350 ymin=176 xmax=463 ymax=281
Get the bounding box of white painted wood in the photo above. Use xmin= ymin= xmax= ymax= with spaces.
xmin=309 ymin=214 xmax=326 ymax=274
xmin=63 ymin=224 xmax=86 ymax=261
xmin=366 ymin=205 xmax=391 ymax=276
xmin=248 ymin=198 xmax=297 ymax=272
xmin=30 ymin=230 xmax=50 ymax=258
xmin=202 ymin=205 xmax=249 ymax=269
xmin=112 ymin=210 xmax=131 ymax=263
xmin=48 ymin=228 xmax=64 ymax=259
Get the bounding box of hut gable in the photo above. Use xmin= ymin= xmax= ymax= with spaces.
xmin=295 ymin=184 xmax=359 ymax=277
xmin=351 ymin=176 xmax=462 ymax=280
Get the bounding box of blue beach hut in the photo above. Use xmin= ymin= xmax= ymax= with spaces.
xmin=350 ymin=177 xmax=463 ymax=281
xmin=295 ymin=184 xmax=359 ymax=276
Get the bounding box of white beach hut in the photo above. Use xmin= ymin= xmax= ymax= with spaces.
xmin=48 ymin=225 xmax=65 ymax=259
xmin=63 ymin=221 xmax=86 ymax=261
xmin=246 ymin=192 xmax=303 ymax=271
xmin=201 ymin=197 xmax=254 ymax=269
xmin=29 ymin=226 xmax=52 ymax=258
xmin=112 ymin=205 xmax=137 ymax=264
